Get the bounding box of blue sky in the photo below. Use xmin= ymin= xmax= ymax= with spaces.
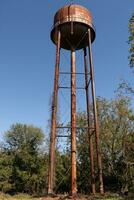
xmin=0 ymin=0 xmax=134 ymax=137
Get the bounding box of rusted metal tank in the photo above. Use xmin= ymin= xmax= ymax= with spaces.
xmin=51 ymin=4 xmax=96 ymax=50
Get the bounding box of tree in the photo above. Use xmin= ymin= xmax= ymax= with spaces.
xmin=0 ymin=123 xmax=48 ymax=195
xmin=68 ymin=95 xmax=134 ymax=194
xmin=55 ymin=151 xmax=71 ymax=193
xmin=76 ymin=112 xmax=92 ymax=194
xmin=129 ymin=12 xmax=134 ymax=68
xmin=0 ymin=150 xmax=12 ymax=193
xmin=117 ymin=12 xmax=134 ymax=95
xmin=5 ymin=124 xmax=44 ymax=152
xmin=97 ymin=95 xmax=134 ymax=192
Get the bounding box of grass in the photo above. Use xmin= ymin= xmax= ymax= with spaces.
xmin=0 ymin=193 xmax=39 ymax=200
xmin=95 ymin=194 xmax=124 ymax=200
xmin=97 ymin=196 xmax=124 ymax=200
xmin=101 ymin=197 xmax=123 ymax=200
xmin=0 ymin=193 xmax=125 ymax=200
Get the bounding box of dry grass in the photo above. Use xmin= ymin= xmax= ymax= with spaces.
xmin=0 ymin=193 xmax=38 ymax=200
xmin=0 ymin=193 xmax=125 ymax=200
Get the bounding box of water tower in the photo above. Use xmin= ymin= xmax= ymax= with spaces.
xmin=48 ymin=4 xmax=104 ymax=196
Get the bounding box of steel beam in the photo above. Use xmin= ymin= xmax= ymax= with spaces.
xmin=88 ymin=29 xmax=104 ymax=195
xmin=71 ymin=49 xmax=77 ymax=195
xmin=84 ymin=47 xmax=96 ymax=194
xmin=48 ymin=30 xmax=61 ymax=195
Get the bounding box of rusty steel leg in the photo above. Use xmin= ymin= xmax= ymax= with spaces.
xmin=84 ymin=47 xmax=96 ymax=195
xmin=87 ymin=29 xmax=104 ymax=195
xmin=71 ymin=49 xmax=77 ymax=196
xmin=48 ymin=30 xmax=61 ymax=195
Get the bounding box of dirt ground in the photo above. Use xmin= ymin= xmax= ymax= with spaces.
xmin=41 ymin=195 xmax=93 ymax=200
xmin=42 ymin=194 xmax=101 ymax=200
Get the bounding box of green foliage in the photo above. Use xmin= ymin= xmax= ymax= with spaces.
xmin=5 ymin=124 xmax=44 ymax=152
xmin=114 ymin=12 xmax=134 ymax=97
xmin=76 ymin=112 xmax=92 ymax=193
xmin=0 ymin=95 xmax=134 ymax=196
xmin=97 ymin=96 xmax=134 ymax=192
xmin=55 ymin=152 xmax=71 ymax=193
xmin=117 ymin=80 xmax=134 ymax=96
xmin=53 ymin=95 xmax=134 ymax=195
xmin=0 ymin=151 xmax=12 ymax=192
xmin=0 ymin=124 xmax=48 ymax=195
xmin=129 ymin=12 xmax=134 ymax=68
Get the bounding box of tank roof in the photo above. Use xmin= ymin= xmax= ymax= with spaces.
xmin=51 ymin=4 xmax=96 ymax=50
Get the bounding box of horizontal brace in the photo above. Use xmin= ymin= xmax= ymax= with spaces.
xmin=57 ymin=135 xmax=70 ymax=138
xmin=58 ymin=86 xmax=85 ymax=90
xmin=59 ymin=72 xmax=90 ymax=75
xmin=56 ymin=126 xmax=95 ymax=129
xmin=57 ymin=132 xmax=95 ymax=138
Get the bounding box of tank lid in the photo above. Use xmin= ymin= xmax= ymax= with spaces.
xmin=51 ymin=4 xmax=96 ymax=50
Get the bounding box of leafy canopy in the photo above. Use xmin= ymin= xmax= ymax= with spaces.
xmin=129 ymin=12 xmax=134 ymax=68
